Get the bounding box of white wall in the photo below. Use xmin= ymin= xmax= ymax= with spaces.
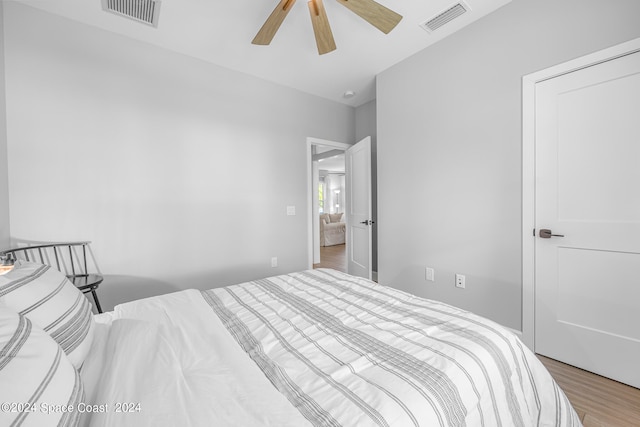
xmin=377 ymin=0 xmax=640 ymax=330
xmin=0 ymin=2 xmax=9 ymax=249
xmin=3 ymin=3 xmax=354 ymax=311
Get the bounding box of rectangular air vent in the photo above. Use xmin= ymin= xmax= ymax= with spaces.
xmin=101 ymin=0 xmax=161 ymax=27
xmin=420 ymin=2 xmax=470 ymax=33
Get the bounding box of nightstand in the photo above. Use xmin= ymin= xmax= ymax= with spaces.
xmin=68 ymin=274 xmax=104 ymax=313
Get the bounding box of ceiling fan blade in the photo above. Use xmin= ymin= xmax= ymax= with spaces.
xmin=252 ymin=0 xmax=297 ymax=45
xmin=308 ymin=0 xmax=336 ymax=55
xmin=335 ymin=0 xmax=402 ymax=34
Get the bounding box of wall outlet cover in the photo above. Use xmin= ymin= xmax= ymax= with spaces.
xmin=426 ymin=267 xmax=435 ymax=281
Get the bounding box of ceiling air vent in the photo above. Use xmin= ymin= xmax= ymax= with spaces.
xmin=101 ymin=0 xmax=161 ymax=28
xmin=419 ymin=2 xmax=470 ymax=33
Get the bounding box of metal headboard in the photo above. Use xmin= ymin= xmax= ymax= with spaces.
xmin=0 ymin=241 xmax=98 ymax=277
xmin=0 ymin=241 xmax=104 ymax=313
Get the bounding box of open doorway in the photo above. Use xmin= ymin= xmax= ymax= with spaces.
xmin=306 ymin=138 xmax=350 ymax=272
xmin=315 ymin=149 xmax=346 ymax=272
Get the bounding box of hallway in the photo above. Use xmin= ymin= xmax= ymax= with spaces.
xmin=313 ymin=244 xmax=346 ymax=273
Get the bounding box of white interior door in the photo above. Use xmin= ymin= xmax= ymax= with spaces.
xmin=345 ymin=136 xmax=372 ymax=280
xmin=534 ymin=50 xmax=640 ymax=388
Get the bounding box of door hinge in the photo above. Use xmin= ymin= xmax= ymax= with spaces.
xmin=532 ymin=228 xmax=535 ymax=236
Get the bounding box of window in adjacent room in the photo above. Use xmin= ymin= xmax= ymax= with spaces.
xmin=318 ymin=180 xmax=325 ymax=213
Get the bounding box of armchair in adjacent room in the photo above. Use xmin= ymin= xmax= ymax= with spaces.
xmin=319 ymin=213 xmax=345 ymax=246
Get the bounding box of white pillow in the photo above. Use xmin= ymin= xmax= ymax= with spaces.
xmin=0 ymin=307 xmax=84 ymax=427
xmin=0 ymin=260 xmax=95 ymax=369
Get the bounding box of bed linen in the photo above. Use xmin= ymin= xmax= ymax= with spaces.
xmin=79 ymin=312 xmax=114 ymax=425
xmin=0 ymin=260 xmax=95 ymax=368
xmin=0 ymin=307 xmax=84 ymax=427
xmin=83 ymin=288 xmax=312 ymax=427
xmin=83 ymin=269 xmax=581 ymax=427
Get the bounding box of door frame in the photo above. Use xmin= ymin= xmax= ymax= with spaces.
xmin=521 ymin=37 xmax=640 ymax=350
xmin=306 ymin=137 xmax=351 ymax=269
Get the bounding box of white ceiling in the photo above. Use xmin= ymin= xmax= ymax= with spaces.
xmin=315 ymin=145 xmax=345 ymax=172
xmin=319 ymin=154 xmax=345 ymax=172
xmin=16 ymin=0 xmax=510 ymax=107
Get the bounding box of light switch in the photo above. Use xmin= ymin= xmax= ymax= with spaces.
xmin=286 ymin=206 xmax=296 ymax=216
xmin=425 ymin=267 xmax=435 ymax=282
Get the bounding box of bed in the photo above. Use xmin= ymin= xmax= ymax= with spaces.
xmin=1 ymin=262 xmax=581 ymax=427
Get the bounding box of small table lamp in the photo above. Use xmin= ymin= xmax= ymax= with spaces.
xmin=0 ymin=253 xmax=15 ymax=275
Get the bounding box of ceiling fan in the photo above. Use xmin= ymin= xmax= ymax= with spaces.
xmin=252 ymin=0 xmax=403 ymax=55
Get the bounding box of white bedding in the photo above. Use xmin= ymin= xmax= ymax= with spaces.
xmin=81 ymin=289 xmax=311 ymax=427
xmin=81 ymin=269 xmax=581 ymax=427
xmin=79 ymin=312 xmax=113 ymax=417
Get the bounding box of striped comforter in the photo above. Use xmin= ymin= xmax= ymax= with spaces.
xmin=201 ymin=269 xmax=581 ymax=427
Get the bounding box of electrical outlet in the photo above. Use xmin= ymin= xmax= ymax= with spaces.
xmin=271 ymin=257 xmax=278 ymax=268
xmin=455 ymin=274 xmax=465 ymax=289
xmin=425 ymin=267 xmax=435 ymax=282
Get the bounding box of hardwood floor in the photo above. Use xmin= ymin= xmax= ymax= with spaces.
xmin=314 ymin=246 xmax=640 ymax=426
xmin=313 ymin=244 xmax=347 ymax=273
xmin=538 ymin=355 xmax=640 ymax=426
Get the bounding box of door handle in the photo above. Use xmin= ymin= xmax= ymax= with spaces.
xmin=359 ymin=220 xmax=375 ymax=225
xmin=539 ymin=229 xmax=564 ymax=238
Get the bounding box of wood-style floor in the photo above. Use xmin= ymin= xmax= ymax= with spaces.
xmin=313 ymin=246 xmax=640 ymax=426
xmin=538 ymin=355 xmax=640 ymax=426
xmin=313 ymin=244 xmax=347 ymax=273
